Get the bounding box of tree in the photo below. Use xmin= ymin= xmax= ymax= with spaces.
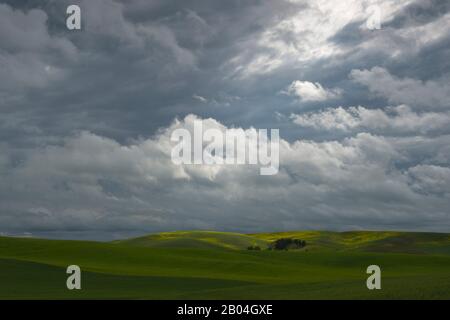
xmin=270 ymin=238 xmax=306 ymax=250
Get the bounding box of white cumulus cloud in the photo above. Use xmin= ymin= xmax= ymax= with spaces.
xmin=350 ymin=67 xmax=450 ymax=109
xmin=283 ymin=80 xmax=342 ymax=102
xmin=291 ymin=105 xmax=450 ymax=134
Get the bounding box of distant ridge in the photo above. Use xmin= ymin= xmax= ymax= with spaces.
xmin=113 ymin=230 xmax=450 ymax=254
xmin=113 ymin=230 xmax=269 ymax=250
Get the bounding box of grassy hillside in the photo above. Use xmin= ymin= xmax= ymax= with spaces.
xmin=114 ymin=231 xmax=269 ymax=250
xmin=0 ymin=230 xmax=449 ymax=299
xmin=251 ymin=230 xmax=450 ymax=254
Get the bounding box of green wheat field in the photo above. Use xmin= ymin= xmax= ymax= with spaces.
xmin=0 ymin=230 xmax=449 ymax=299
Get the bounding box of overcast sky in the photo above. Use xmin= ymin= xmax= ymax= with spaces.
xmin=1 ymin=0 xmax=449 ymax=240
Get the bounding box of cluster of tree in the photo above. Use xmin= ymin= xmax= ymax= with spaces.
xmin=246 ymin=238 xmax=307 ymax=251
xmin=269 ymin=238 xmax=306 ymax=250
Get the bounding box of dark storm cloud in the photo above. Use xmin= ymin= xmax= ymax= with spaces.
xmin=0 ymin=0 xmax=450 ymax=239
xmin=386 ymin=0 xmax=450 ymax=29
xmin=1 ymin=0 xmax=306 ymax=143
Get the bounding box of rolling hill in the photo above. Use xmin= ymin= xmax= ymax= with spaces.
xmin=0 ymin=230 xmax=449 ymax=299
xmin=113 ymin=231 xmax=269 ymax=250
xmin=252 ymin=230 xmax=450 ymax=254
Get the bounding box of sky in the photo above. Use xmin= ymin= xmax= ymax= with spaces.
xmin=0 ymin=0 xmax=449 ymax=240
